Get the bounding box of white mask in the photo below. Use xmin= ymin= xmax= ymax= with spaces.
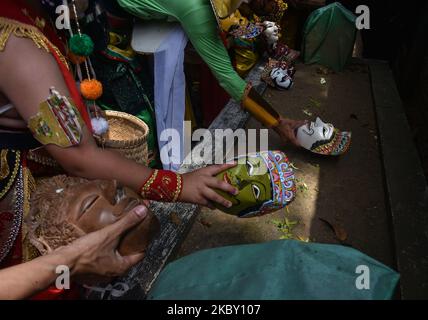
xmin=263 ymin=21 xmax=279 ymax=49
xmin=296 ymin=117 xmax=352 ymax=156
xmin=270 ymin=67 xmax=293 ymax=90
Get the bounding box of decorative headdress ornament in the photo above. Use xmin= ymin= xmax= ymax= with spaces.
xmin=210 ymin=0 xmax=247 ymax=25
xmin=65 ymin=0 xmax=108 ymax=134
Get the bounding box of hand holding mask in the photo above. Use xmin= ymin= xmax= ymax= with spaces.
xmin=214 ymin=151 xmax=296 ymax=218
xmin=26 ymin=176 xmax=160 ymax=259
xmin=296 ymin=117 xmax=352 ymax=156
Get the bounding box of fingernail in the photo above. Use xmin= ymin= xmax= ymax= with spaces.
xmin=233 ymin=189 xmax=239 ymax=195
xmin=227 ymin=202 xmax=233 ymax=208
xmin=134 ymin=206 xmax=148 ymax=218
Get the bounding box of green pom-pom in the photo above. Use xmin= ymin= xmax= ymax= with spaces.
xmin=69 ymin=34 xmax=94 ymax=57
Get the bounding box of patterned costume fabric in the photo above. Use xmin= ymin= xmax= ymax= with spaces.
xmin=0 ymin=150 xmax=23 ymax=265
xmin=219 ymin=10 xmax=260 ymax=77
xmin=256 ymin=0 xmax=288 ymax=24
xmin=28 ymin=89 xmax=84 ymax=148
xmin=229 ymin=23 xmax=263 ymax=39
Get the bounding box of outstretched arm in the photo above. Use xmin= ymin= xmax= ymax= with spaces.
xmin=163 ymin=0 xmax=305 ymax=145
xmin=0 ymin=34 xmax=236 ymax=207
xmin=117 ymin=0 xmax=303 ymax=145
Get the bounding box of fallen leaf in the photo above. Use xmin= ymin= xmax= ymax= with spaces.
xmin=302 ymin=109 xmax=313 ymax=116
xmin=309 ymin=98 xmax=321 ymax=108
xmin=271 ymin=219 xmax=282 ymax=227
xmin=170 ymin=212 xmax=181 ymax=226
xmin=290 ymin=162 xmax=300 ymax=170
xmin=285 ymin=218 xmax=298 ymax=228
xmin=298 ymin=183 xmax=309 ymax=193
xmin=297 ymin=236 xmax=310 ymax=242
xmin=319 ymin=218 xmax=348 ymax=242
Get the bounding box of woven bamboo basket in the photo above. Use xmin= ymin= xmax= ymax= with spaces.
xmin=95 ymin=110 xmax=150 ymax=166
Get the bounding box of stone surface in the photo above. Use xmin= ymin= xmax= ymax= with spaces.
xmin=370 ymin=62 xmax=428 ymax=299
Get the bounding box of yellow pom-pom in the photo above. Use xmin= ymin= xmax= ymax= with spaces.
xmin=80 ymin=79 xmax=103 ymax=100
xmin=68 ymin=52 xmax=86 ymax=65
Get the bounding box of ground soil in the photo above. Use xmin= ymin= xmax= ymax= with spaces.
xmin=177 ymin=62 xmax=395 ymax=268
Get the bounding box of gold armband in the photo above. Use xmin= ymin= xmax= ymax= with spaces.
xmin=28 ymin=88 xmax=84 ymax=148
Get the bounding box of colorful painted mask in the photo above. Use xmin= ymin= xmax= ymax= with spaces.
xmin=269 ymin=43 xmax=300 ymax=62
xmin=261 ymin=58 xmax=295 ymax=88
xmin=296 ymin=117 xmax=352 ymax=156
xmin=270 ymin=67 xmax=294 ymax=90
xmin=215 ymin=151 xmax=296 ymax=218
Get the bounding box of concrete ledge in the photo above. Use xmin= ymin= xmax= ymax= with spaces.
xmin=370 ymin=61 xmax=428 ymax=299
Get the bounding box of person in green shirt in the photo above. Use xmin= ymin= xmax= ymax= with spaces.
xmin=116 ymin=0 xmax=305 ymax=146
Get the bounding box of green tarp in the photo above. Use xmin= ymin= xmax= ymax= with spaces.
xmin=148 ymin=240 xmax=399 ymax=300
xmin=302 ymin=2 xmax=357 ymax=72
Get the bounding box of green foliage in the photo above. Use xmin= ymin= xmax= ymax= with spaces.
xmin=271 ymin=216 xmax=299 ymax=240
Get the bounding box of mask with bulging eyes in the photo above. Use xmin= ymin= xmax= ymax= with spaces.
xmin=270 ymin=67 xmax=293 ymax=90
xmin=214 ymin=151 xmax=296 ymax=218
xmin=296 ymin=117 xmax=352 ymax=156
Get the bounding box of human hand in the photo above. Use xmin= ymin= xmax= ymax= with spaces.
xmin=274 ymin=117 xmax=307 ymax=147
xmin=179 ymin=164 xmax=239 ymax=209
xmin=62 ymin=205 xmax=149 ymax=281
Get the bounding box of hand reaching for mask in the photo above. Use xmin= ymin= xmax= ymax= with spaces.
xmin=179 ymin=164 xmax=239 ymax=209
xmin=274 ymin=117 xmax=307 ymax=147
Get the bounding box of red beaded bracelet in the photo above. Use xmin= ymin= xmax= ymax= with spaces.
xmin=139 ymin=170 xmax=183 ymax=203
